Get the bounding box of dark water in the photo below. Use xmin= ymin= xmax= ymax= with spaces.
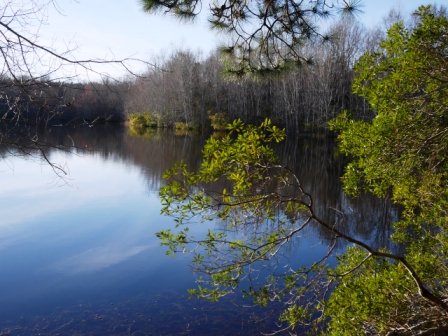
xmin=0 ymin=125 xmax=399 ymax=335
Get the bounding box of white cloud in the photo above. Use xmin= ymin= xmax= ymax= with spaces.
xmin=50 ymin=244 xmax=151 ymax=274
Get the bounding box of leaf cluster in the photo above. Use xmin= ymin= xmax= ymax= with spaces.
xmin=327 ymin=7 xmax=448 ymax=334
xmin=158 ymin=119 xmax=333 ymax=321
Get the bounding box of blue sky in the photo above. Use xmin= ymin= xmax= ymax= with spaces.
xmin=41 ymin=0 xmax=439 ymax=79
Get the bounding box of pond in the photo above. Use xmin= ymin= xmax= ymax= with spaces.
xmin=0 ymin=125 xmax=400 ymax=335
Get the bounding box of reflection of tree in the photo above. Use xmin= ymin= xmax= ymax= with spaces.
xmin=128 ymin=125 xmax=159 ymax=139
xmin=0 ymin=125 xmax=207 ymax=192
xmin=275 ymin=137 xmax=400 ymax=252
xmin=5 ymin=124 xmax=399 ymax=247
xmin=1 ymin=121 xmax=409 ymax=333
xmin=7 ymin=122 xmax=400 ymax=246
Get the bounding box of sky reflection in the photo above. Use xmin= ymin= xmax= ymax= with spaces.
xmin=0 ymin=127 xmax=401 ymax=334
xmin=0 ymin=145 xmax=197 ymax=322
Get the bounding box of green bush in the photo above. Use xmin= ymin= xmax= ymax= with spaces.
xmin=174 ymin=122 xmax=188 ymax=130
xmin=128 ymin=113 xmax=146 ymax=126
xmin=143 ymin=113 xmax=157 ymax=128
xmin=208 ymin=111 xmax=229 ymax=131
xmin=128 ymin=112 xmax=157 ymax=128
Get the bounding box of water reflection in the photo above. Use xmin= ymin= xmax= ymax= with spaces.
xmin=276 ymin=136 xmax=400 ymax=252
xmin=0 ymin=125 xmax=400 ymax=334
xmin=0 ymin=128 xmax=201 ymax=328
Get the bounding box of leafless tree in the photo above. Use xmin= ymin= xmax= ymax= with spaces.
xmin=124 ymin=18 xmax=374 ymax=134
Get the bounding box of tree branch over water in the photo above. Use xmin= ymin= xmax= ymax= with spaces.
xmin=141 ymin=0 xmax=364 ymax=77
xmin=159 ymin=115 xmax=448 ymax=335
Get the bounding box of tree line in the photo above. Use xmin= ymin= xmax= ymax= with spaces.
xmin=25 ymin=16 xmax=396 ymax=133
xmin=5 ymin=11 xmax=415 ymax=135
xmin=124 ymin=19 xmax=382 ymax=133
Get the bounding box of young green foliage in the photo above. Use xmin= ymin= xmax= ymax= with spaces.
xmin=158 ymin=119 xmax=331 ymax=326
xmin=157 ymin=6 xmax=448 ymax=335
xmin=327 ymin=6 xmax=448 ymax=335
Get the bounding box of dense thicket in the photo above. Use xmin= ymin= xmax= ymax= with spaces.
xmin=124 ymin=20 xmax=381 ymax=133
xmin=0 ymin=78 xmax=129 ymax=126
xmin=62 ymin=81 xmax=129 ymax=123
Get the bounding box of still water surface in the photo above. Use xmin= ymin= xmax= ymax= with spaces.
xmin=0 ymin=125 xmax=399 ymax=335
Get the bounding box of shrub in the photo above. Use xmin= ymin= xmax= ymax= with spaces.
xmin=208 ymin=111 xmax=229 ymax=131
xmin=128 ymin=112 xmax=158 ymax=128
xmin=174 ymin=122 xmax=188 ymax=130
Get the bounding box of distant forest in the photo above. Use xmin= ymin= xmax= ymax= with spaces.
xmin=3 ymin=18 xmax=401 ymax=133
xmin=125 ymin=19 xmax=380 ymax=133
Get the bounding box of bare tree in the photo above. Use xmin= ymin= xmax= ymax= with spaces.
xmin=0 ymin=0 xmax=148 ymax=174
xmin=123 ymin=22 xmax=373 ymax=135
